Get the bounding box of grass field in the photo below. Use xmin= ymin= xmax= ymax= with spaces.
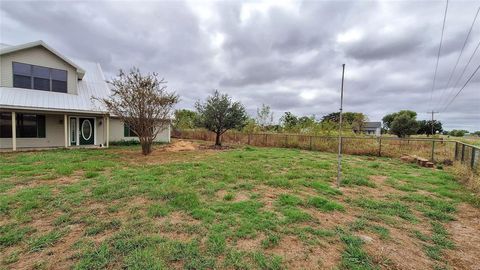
xmin=0 ymin=140 xmax=479 ymax=270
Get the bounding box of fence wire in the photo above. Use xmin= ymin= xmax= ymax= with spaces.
xmin=173 ymin=130 xmax=478 ymax=174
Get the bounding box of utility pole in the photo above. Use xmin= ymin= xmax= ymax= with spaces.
xmin=427 ymin=111 xmax=439 ymax=136
xmin=337 ymin=64 xmax=345 ymax=188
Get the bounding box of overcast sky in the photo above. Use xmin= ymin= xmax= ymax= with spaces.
xmin=1 ymin=0 xmax=479 ymax=131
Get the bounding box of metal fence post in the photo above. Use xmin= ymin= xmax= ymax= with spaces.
xmin=471 ymin=147 xmax=476 ymax=169
xmin=431 ymin=140 xmax=435 ymax=162
xmin=454 ymin=142 xmax=459 ymax=160
xmin=378 ymin=138 xmax=382 ymax=157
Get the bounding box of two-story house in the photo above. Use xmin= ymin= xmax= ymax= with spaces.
xmin=0 ymin=40 xmax=170 ymax=151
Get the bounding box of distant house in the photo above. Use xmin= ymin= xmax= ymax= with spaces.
xmin=361 ymin=122 xmax=382 ymax=136
xmin=0 ymin=40 xmax=170 ymax=151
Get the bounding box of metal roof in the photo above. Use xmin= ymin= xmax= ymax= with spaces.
xmin=363 ymin=122 xmax=382 ymax=129
xmin=0 ymin=57 xmax=111 ymax=115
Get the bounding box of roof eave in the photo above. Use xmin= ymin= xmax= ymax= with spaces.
xmin=0 ymin=104 xmax=109 ymax=115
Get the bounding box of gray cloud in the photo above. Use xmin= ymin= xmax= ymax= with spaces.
xmin=1 ymin=0 xmax=479 ymax=131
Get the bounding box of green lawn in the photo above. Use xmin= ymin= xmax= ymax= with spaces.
xmin=0 ymin=142 xmax=478 ymax=269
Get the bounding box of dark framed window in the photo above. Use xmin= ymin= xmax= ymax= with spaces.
xmin=0 ymin=113 xmax=12 ymax=138
xmin=32 ymin=66 xmax=50 ymax=91
xmin=123 ymin=123 xmax=137 ymax=137
xmin=12 ymin=62 xmax=68 ymax=93
xmin=51 ymin=69 xmax=68 ymax=93
xmin=13 ymin=62 xmax=32 ymax=89
xmin=0 ymin=113 xmax=45 ymax=138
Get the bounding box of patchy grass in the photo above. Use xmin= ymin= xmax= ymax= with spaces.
xmin=0 ymin=142 xmax=477 ymax=269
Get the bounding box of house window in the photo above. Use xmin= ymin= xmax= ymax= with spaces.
xmin=32 ymin=66 xmax=50 ymax=91
xmin=13 ymin=62 xmax=32 ymax=89
xmin=51 ymin=69 xmax=68 ymax=93
xmin=0 ymin=113 xmax=46 ymax=138
xmin=123 ymin=123 xmax=137 ymax=137
xmin=12 ymin=62 xmax=68 ymax=93
xmin=0 ymin=113 xmax=12 ymax=138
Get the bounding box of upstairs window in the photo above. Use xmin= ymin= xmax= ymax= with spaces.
xmin=12 ymin=62 xmax=31 ymax=89
xmin=51 ymin=69 xmax=68 ymax=92
xmin=12 ymin=62 xmax=68 ymax=93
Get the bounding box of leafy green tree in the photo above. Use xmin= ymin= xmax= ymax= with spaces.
xmin=242 ymin=118 xmax=259 ymax=134
xmin=390 ymin=113 xmax=419 ymax=138
xmin=449 ymin=130 xmax=469 ymax=137
xmin=195 ymin=90 xmax=247 ymax=146
xmin=298 ymin=116 xmax=316 ymax=129
xmin=382 ymin=110 xmax=417 ymax=131
xmin=173 ymin=109 xmax=197 ymax=130
xmin=280 ymin=112 xmax=299 ymax=132
xmin=417 ymin=120 xmax=443 ymax=136
xmin=321 ymin=112 xmax=367 ymax=133
xmin=473 ymin=131 xmax=480 ymax=137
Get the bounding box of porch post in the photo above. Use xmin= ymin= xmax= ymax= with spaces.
xmin=11 ymin=112 xmax=16 ymax=151
xmin=106 ymin=115 xmax=110 ymax=148
xmin=64 ymin=114 xmax=68 ymax=148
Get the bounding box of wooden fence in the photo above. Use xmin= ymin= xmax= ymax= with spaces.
xmin=173 ymin=129 xmax=479 ymax=173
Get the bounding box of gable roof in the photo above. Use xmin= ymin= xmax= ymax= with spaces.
xmin=0 ymin=40 xmax=86 ymax=79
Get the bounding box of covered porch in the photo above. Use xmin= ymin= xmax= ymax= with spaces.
xmin=0 ymin=110 xmax=110 ymax=151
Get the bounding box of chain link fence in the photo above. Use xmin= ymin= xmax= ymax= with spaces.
xmin=173 ymin=129 xmax=479 ymax=174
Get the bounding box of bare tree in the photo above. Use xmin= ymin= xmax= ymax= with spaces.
xmin=256 ymin=104 xmax=274 ymax=130
xmin=100 ymin=68 xmax=179 ymax=155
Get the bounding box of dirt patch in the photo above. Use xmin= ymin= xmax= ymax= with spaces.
xmin=253 ymin=185 xmax=291 ymax=211
xmin=363 ymin=226 xmax=433 ymax=270
xmin=303 ymin=207 xmax=357 ymax=229
xmin=267 ymin=235 xmax=342 ymax=269
xmin=164 ymin=140 xmax=198 ymax=152
xmin=10 ymin=223 xmax=85 ymax=270
xmin=444 ymin=203 xmax=480 ymax=270
xmin=215 ymin=190 xmax=250 ymax=202
xmin=154 ymin=211 xmax=201 ymax=226
xmin=5 ymin=170 xmax=85 ymax=195
xmin=338 ymin=175 xmax=403 ymax=201
xmin=159 ymin=230 xmax=194 ymax=242
xmin=235 ymin=235 xmax=264 ymax=251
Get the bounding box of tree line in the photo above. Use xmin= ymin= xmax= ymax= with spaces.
xmin=176 ymin=92 xmax=478 ymax=143
xmin=100 ymin=68 xmax=478 ymax=154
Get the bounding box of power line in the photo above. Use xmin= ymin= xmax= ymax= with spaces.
xmin=442 ymin=62 xmax=480 ymax=111
xmin=429 ymin=0 xmax=449 ymax=111
xmin=440 ymin=39 xmax=480 ymax=110
xmin=435 ymin=6 xmax=480 ymax=111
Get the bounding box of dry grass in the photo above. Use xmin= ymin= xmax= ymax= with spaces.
xmin=449 ymin=163 xmax=480 ymax=194
xmin=174 ymin=130 xmax=457 ymax=162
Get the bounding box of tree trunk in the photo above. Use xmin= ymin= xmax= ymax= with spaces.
xmin=215 ymin=132 xmax=222 ymax=146
xmin=140 ymin=137 xmax=153 ymax=155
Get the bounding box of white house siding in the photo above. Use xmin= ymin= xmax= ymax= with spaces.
xmin=0 ymin=46 xmax=78 ymax=94
xmin=109 ymin=118 xmax=170 ymax=143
